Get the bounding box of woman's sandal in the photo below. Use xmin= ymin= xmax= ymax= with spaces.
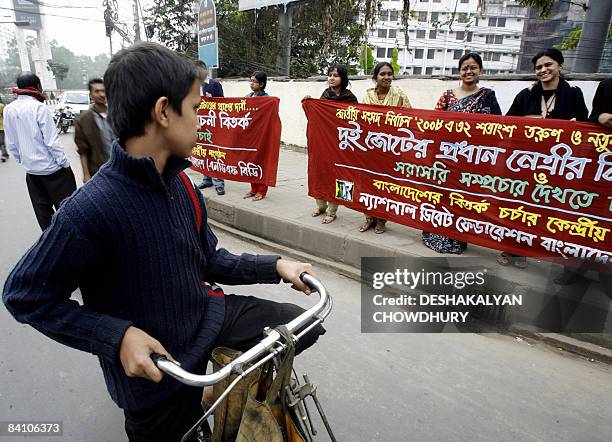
xmin=513 ymin=256 xmax=527 ymax=269
xmin=322 ymin=213 xmax=337 ymax=224
xmin=496 ymin=252 xmax=512 ymax=266
xmin=359 ymin=220 xmax=375 ymax=232
xmin=312 ymin=207 xmax=326 ymax=217
xmin=374 ymin=221 xmax=386 ymax=234
xmin=243 ymin=191 xmax=256 ymax=199
xmin=253 ymin=193 xmax=265 ymax=201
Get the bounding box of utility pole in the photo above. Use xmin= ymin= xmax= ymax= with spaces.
xmin=574 ymin=0 xmax=612 ymax=73
xmin=276 ymin=5 xmax=293 ymax=76
xmin=133 ymin=0 xmax=141 ymax=43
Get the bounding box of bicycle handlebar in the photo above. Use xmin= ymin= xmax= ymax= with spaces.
xmin=151 ymin=273 xmax=331 ymax=387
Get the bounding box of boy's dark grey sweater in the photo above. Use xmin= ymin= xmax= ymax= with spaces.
xmin=2 ymin=142 xmax=281 ymax=410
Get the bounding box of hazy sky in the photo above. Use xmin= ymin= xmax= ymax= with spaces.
xmin=1 ymin=0 xmax=157 ymax=57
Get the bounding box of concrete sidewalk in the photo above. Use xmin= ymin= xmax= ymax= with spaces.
xmin=186 ymin=148 xmax=612 ymax=354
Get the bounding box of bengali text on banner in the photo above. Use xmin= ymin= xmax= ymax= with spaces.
xmin=190 ymin=96 xmax=282 ymax=186
xmin=302 ymin=98 xmax=612 ymax=264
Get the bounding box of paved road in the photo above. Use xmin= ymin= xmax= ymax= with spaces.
xmin=1 ymin=133 xmax=611 ymax=441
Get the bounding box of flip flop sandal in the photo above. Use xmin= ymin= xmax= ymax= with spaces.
xmin=253 ymin=194 xmax=265 ymax=201
xmin=513 ymin=256 xmax=527 ymax=269
xmin=322 ymin=214 xmax=337 ymax=224
xmin=243 ymin=191 xmax=256 ymax=199
xmin=496 ymin=252 xmax=512 ymax=266
xmin=312 ymin=207 xmax=326 ymax=217
xmin=374 ymin=224 xmax=386 ymax=234
xmin=359 ymin=220 xmax=375 ymax=232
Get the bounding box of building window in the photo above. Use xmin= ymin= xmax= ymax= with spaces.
xmin=429 ymin=30 xmax=437 ymax=39
xmin=387 ymin=48 xmax=395 ymax=58
xmin=456 ymin=31 xmax=465 ymax=40
xmin=379 ymin=10 xmax=389 ymax=21
xmin=417 ymin=30 xmax=426 ymax=39
xmin=377 ymin=48 xmax=386 ymax=58
xmin=390 ymin=10 xmax=399 ymax=21
xmin=414 ymin=67 xmax=422 ymax=74
xmin=427 ymin=49 xmax=435 ymax=59
xmin=453 ymin=49 xmax=463 ymax=60
xmin=457 ymin=13 xmax=469 ymax=23
xmin=378 ymin=29 xmax=387 ymax=38
xmin=418 ymin=11 xmax=427 ymax=22
xmin=426 ymin=67 xmax=433 ymax=75
xmin=420 ymin=0 xmax=428 ymax=2
xmin=431 ymin=12 xmax=439 ymax=22
xmin=452 ymin=68 xmax=459 ymax=75
xmin=433 ymin=0 xmax=441 ymax=3
xmin=467 ymin=32 xmax=473 ymax=42
xmin=483 ymin=52 xmax=501 ymax=62
xmin=460 ymin=0 xmax=468 ymax=3
xmin=415 ymin=48 xmax=424 ymax=59
xmin=495 ymin=35 xmax=503 ymax=44
xmin=488 ymin=17 xmax=507 ymax=27
xmin=389 ymin=29 xmax=397 ymax=38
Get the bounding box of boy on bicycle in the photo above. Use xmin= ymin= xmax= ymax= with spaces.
xmin=2 ymin=42 xmax=325 ymax=441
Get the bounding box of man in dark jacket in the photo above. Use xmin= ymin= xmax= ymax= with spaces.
xmin=74 ymin=78 xmax=115 ymax=182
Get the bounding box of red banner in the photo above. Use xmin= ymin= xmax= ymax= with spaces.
xmin=303 ymin=99 xmax=612 ymax=264
xmin=190 ymin=97 xmax=282 ymax=186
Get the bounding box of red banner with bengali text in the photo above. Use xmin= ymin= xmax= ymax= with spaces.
xmin=190 ymin=97 xmax=281 ymax=186
xmin=303 ymin=98 xmax=612 ymax=264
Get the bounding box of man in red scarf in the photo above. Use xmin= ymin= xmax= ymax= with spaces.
xmin=3 ymin=74 xmax=76 ymax=230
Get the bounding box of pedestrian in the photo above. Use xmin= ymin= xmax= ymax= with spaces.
xmin=0 ymin=97 xmax=8 ymax=162
xmin=554 ymin=77 xmax=612 ymax=287
xmin=422 ymin=53 xmax=501 ymax=254
xmin=310 ymin=63 xmax=358 ymax=224
xmin=243 ymin=70 xmax=270 ymax=201
xmin=195 ymin=60 xmax=226 ymax=195
xmin=360 ymin=61 xmax=411 ymax=234
xmin=2 ymin=42 xmax=325 ymax=442
xmin=3 ymin=73 xmax=76 ymax=230
xmin=497 ymin=48 xmax=588 ymax=269
xmin=74 ymin=78 xmax=115 ymax=183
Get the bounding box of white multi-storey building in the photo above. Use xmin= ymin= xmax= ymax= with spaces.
xmin=368 ymin=0 xmax=528 ymax=75
xmin=0 ymin=24 xmax=14 ymax=62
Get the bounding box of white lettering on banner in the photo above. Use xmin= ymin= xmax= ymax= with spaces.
xmin=419 ymin=203 xmax=454 ymax=228
xmin=364 ymin=128 xmax=431 ymax=158
xmin=506 ymin=143 xmax=591 ymax=180
xmin=218 ymin=111 xmax=252 ymax=130
xmin=198 ymin=110 xmax=217 ymax=128
xmin=455 ymin=216 xmax=537 ymax=246
xmin=436 ymin=141 xmax=506 ymax=166
xmin=540 ymin=236 xmax=612 ymax=264
xmin=595 ymin=152 xmax=612 ymax=182
xmin=338 ymin=121 xmax=365 ymax=151
xmin=205 ymin=158 xmax=239 ymax=175
xmin=237 ymin=161 xmax=263 ymax=179
xmin=358 ymin=193 xmax=418 ymax=218
xmin=189 ymin=156 xmax=205 ymax=168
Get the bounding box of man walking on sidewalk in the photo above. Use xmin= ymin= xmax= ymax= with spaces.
xmin=195 ymin=60 xmax=225 ymax=195
xmin=3 ymin=74 xmax=76 ymax=230
xmin=0 ymin=97 xmax=8 ymax=162
xmin=75 ymin=78 xmax=115 ymax=182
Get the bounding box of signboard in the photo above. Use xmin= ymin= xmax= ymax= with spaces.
xmin=303 ymin=99 xmax=612 ymax=265
xmin=238 ymin=0 xmax=296 ymax=11
xmin=198 ymin=0 xmax=218 ymax=68
xmin=190 ymin=97 xmax=282 ymax=186
xmin=12 ymin=0 xmax=41 ymax=30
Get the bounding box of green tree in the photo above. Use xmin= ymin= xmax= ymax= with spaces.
xmin=556 ymin=24 xmax=612 ymax=50
xmin=391 ymin=47 xmax=400 ymax=74
xmin=359 ymin=44 xmax=375 ymax=75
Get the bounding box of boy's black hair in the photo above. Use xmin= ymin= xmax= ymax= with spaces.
xmin=327 ymin=64 xmax=349 ymax=91
xmin=251 ymin=70 xmax=267 ymax=90
xmin=458 ymin=52 xmax=483 ymax=70
xmin=88 ymin=78 xmax=104 ymax=92
xmin=532 ymin=48 xmax=564 ymax=67
xmin=372 ymin=62 xmax=394 ymax=80
xmin=16 ymin=73 xmax=41 ymax=89
xmin=104 ymin=42 xmax=198 ymax=145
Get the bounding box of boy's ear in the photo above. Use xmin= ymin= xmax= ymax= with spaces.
xmin=151 ymin=96 xmax=170 ymax=128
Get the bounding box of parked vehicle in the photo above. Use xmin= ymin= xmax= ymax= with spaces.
xmin=56 ymin=90 xmax=90 ymax=116
xmin=54 ymin=106 xmax=75 ymax=134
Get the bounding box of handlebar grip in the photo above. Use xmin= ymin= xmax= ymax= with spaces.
xmin=150 ymin=353 xmax=168 ymax=367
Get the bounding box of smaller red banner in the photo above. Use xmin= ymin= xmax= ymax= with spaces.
xmin=190 ymin=96 xmax=282 ymax=186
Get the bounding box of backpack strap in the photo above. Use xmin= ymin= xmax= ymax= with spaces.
xmin=179 ymin=171 xmax=202 ymax=234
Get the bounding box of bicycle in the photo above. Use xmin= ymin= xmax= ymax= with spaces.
xmin=152 ymin=273 xmax=336 ymax=442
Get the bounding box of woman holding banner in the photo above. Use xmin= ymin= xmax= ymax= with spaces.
xmin=360 ymin=62 xmax=412 ymax=234
xmin=244 ymin=71 xmax=270 ymax=201
xmin=310 ymin=64 xmax=358 ymax=224
xmin=422 ymin=53 xmax=501 ymax=254
xmin=497 ymin=48 xmax=588 ymax=269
